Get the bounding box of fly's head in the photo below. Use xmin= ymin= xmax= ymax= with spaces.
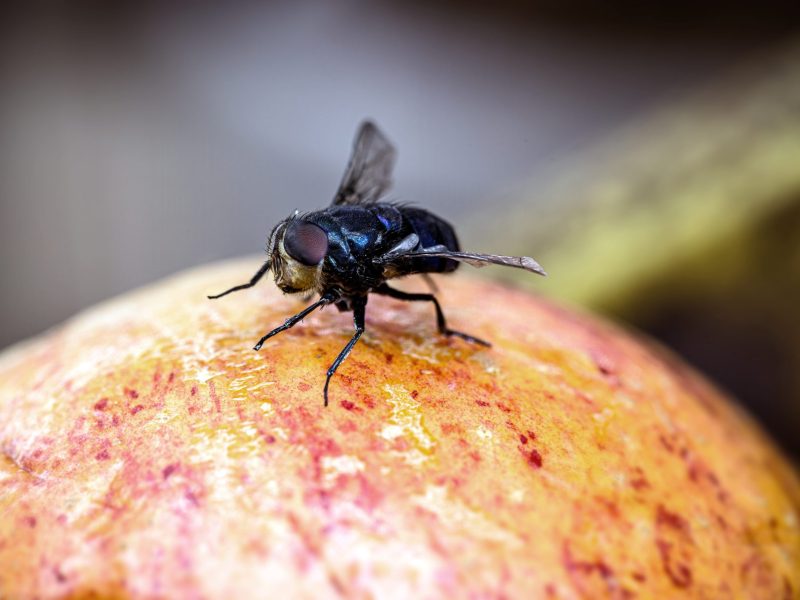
xmin=268 ymin=216 xmax=329 ymax=294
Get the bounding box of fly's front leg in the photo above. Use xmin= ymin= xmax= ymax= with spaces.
xmin=374 ymin=284 xmax=489 ymax=347
xmin=208 ymin=260 xmax=270 ymax=299
xmin=253 ymin=292 xmax=336 ymax=350
xmin=323 ymin=297 xmax=366 ymax=407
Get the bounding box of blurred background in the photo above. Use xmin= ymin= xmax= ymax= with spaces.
xmin=1 ymin=1 xmax=799 ymax=455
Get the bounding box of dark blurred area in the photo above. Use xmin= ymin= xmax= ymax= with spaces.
xmin=1 ymin=2 xmax=799 ymax=454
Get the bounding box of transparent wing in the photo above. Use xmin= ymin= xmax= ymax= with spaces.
xmin=332 ymin=121 xmax=397 ymax=206
xmin=376 ymin=243 xmax=547 ymax=276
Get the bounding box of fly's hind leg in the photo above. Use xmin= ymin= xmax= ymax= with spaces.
xmin=374 ymin=284 xmax=489 ymax=347
xmin=323 ymin=297 xmax=366 ymax=407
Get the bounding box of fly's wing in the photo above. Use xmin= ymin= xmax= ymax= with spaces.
xmin=332 ymin=121 xmax=397 ymax=206
xmin=375 ymin=241 xmax=547 ymax=276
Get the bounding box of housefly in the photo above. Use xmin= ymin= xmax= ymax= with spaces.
xmin=209 ymin=121 xmax=545 ymax=406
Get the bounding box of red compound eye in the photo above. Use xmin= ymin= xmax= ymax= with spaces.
xmin=284 ymin=221 xmax=328 ymax=266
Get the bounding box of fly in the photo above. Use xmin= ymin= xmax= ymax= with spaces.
xmin=208 ymin=121 xmax=546 ymax=406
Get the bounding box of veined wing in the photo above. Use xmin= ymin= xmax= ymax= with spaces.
xmin=375 ymin=238 xmax=547 ymax=276
xmin=332 ymin=121 xmax=397 ymax=206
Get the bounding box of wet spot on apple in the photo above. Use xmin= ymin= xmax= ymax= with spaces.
xmin=473 ymin=425 xmax=493 ymax=442
xmin=380 ymin=384 xmax=436 ymax=464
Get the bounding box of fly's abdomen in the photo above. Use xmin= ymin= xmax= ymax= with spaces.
xmin=401 ymin=207 xmax=460 ymax=273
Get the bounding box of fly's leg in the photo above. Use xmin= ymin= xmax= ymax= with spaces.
xmin=323 ymin=297 xmax=366 ymax=407
xmin=374 ymin=284 xmax=490 ymax=347
xmin=208 ymin=261 xmax=271 ymax=299
xmin=253 ymin=293 xmax=335 ymax=350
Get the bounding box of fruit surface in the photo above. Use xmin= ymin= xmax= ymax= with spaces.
xmin=0 ymin=259 xmax=798 ymax=599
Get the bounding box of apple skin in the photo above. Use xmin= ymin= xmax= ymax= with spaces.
xmin=0 ymin=258 xmax=798 ymax=599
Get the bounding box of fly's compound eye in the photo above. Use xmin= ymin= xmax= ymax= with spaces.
xmin=284 ymin=221 xmax=329 ymax=266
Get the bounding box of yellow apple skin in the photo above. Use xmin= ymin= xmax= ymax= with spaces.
xmin=0 ymin=259 xmax=798 ymax=599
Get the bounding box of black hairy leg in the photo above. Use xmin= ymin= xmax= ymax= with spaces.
xmin=374 ymin=284 xmax=490 ymax=347
xmin=324 ymin=296 xmax=366 ymax=407
xmin=253 ymin=292 xmax=336 ymax=351
xmin=208 ymin=261 xmax=270 ymax=299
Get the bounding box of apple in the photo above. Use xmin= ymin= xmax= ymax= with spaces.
xmin=1 ymin=259 xmax=798 ymax=598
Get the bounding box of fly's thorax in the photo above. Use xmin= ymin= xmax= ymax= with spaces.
xmin=269 ymin=219 xmax=329 ymax=294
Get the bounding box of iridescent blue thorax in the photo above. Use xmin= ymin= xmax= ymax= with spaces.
xmin=301 ymin=203 xmax=460 ymax=296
